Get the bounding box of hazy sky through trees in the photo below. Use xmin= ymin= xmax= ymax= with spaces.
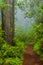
xmin=15 ymin=5 xmax=34 ymax=31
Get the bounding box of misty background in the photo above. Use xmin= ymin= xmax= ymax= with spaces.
xmin=0 ymin=4 xmax=34 ymax=31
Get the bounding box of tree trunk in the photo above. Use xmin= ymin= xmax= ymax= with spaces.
xmin=2 ymin=0 xmax=14 ymax=44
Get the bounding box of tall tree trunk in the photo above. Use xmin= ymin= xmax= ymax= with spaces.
xmin=2 ymin=0 xmax=14 ymax=44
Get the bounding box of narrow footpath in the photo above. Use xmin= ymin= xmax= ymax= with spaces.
xmin=23 ymin=44 xmax=43 ymax=65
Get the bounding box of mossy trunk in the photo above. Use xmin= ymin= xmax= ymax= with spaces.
xmin=2 ymin=0 xmax=14 ymax=44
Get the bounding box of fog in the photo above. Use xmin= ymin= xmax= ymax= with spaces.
xmin=0 ymin=6 xmax=34 ymax=31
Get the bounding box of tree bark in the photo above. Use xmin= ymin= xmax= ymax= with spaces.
xmin=2 ymin=0 xmax=14 ymax=44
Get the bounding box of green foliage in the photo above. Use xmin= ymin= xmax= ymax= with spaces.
xmin=3 ymin=58 xmax=22 ymax=65
xmin=0 ymin=0 xmax=6 ymax=9
xmin=27 ymin=23 xmax=43 ymax=60
xmin=0 ymin=58 xmax=3 ymax=65
xmin=0 ymin=29 xmax=4 ymax=45
xmin=0 ymin=26 xmax=25 ymax=65
xmin=1 ymin=42 xmax=25 ymax=58
xmin=0 ymin=0 xmax=11 ymax=11
xmin=17 ymin=0 xmax=43 ymax=23
xmin=34 ymin=41 xmax=40 ymax=54
xmin=0 ymin=28 xmax=25 ymax=65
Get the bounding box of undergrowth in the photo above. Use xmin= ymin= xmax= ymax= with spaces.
xmin=15 ymin=23 xmax=43 ymax=60
xmin=0 ymin=22 xmax=43 ymax=65
xmin=0 ymin=29 xmax=25 ymax=65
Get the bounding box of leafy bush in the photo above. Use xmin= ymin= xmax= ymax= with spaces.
xmin=0 ymin=28 xmax=25 ymax=65
xmin=0 ymin=42 xmax=25 ymax=58
xmin=3 ymin=58 xmax=22 ymax=65
xmin=0 ymin=41 xmax=25 ymax=65
xmin=27 ymin=23 xmax=43 ymax=60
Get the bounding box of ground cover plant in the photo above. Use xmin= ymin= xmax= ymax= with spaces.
xmin=0 ymin=23 xmax=25 ymax=65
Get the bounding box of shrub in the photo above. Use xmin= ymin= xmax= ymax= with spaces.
xmin=0 ymin=28 xmax=25 ymax=65
xmin=27 ymin=23 xmax=43 ymax=60
xmin=3 ymin=58 xmax=22 ymax=65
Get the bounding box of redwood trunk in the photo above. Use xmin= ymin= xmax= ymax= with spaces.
xmin=2 ymin=0 xmax=14 ymax=44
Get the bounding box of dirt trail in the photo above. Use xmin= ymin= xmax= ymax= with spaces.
xmin=23 ymin=44 xmax=43 ymax=65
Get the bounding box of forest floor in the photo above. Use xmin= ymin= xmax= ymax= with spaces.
xmin=23 ymin=44 xmax=43 ymax=65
